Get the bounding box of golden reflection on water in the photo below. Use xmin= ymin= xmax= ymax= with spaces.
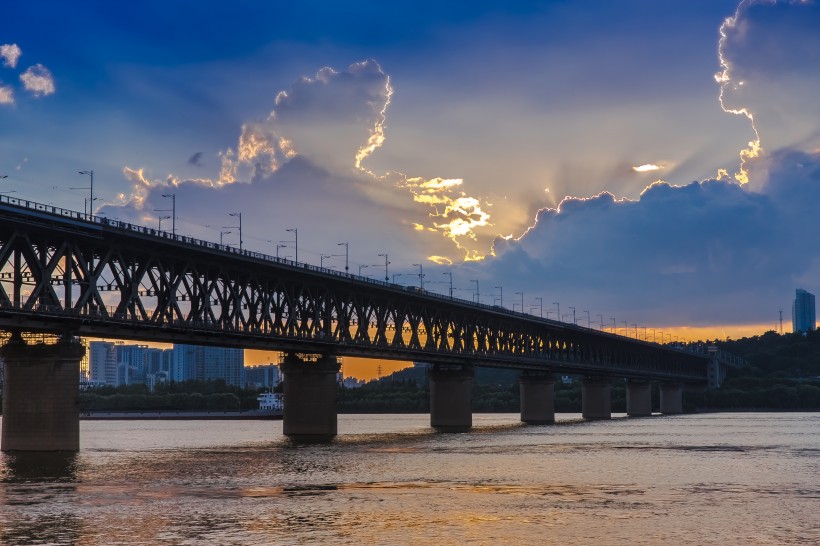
xmin=0 ymin=413 xmax=818 ymax=545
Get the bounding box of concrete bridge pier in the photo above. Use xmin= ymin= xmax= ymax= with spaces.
xmin=281 ymin=353 xmax=341 ymax=443
xmin=1 ymin=333 xmax=85 ymax=452
xmin=429 ymin=364 xmax=474 ymax=432
xmin=625 ymin=379 xmax=653 ymax=417
xmin=581 ymin=376 xmax=611 ymax=420
xmin=659 ymin=383 xmax=684 ymax=414
xmin=519 ymin=372 xmax=555 ymax=425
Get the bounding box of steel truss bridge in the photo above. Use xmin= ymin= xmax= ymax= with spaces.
xmin=0 ymin=196 xmax=714 ymax=384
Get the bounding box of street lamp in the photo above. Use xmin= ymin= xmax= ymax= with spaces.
xmin=276 ymin=243 xmax=287 ymax=258
xmin=378 ymin=253 xmax=390 ymax=281
xmin=78 ymin=170 xmax=94 ymax=217
xmin=534 ymin=297 xmax=543 ymax=318
xmin=598 ymin=314 xmax=604 ymax=331
xmin=227 ymin=212 xmax=243 ymax=251
xmin=220 ymin=230 xmax=232 ymax=246
xmin=554 ymin=302 xmax=560 ymax=322
xmin=286 ymin=228 xmax=297 ymax=262
xmin=337 ymin=242 xmax=349 ymax=273
xmin=515 ymin=292 xmax=523 ymax=313
xmin=161 ymin=193 xmax=176 ymax=236
xmin=157 ymin=215 xmax=171 ymax=231
xmin=320 ymin=254 xmax=333 ymax=268
xmin=442 ymin=272 xmax=453 ymax=298
xmin=569 ymin=306 xmax=576 ymax=325
xmin=359 ymin=264 xmax=369 ymax=276
xmin=584 ymin=310 xmax=591 ymax=328
xmin=412 ymin=263 xmax=425 ymax=289
xmin=494 ymin=286 xmax=503 ymax=307
xmin=471 ymin=280 xmax=479 ymax=303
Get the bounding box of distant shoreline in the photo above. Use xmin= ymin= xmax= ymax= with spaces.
xmin=81 ymin=410 xmax=282 ymax=421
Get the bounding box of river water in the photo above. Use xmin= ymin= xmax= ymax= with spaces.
xmin=0 ymin=412 xmax=817 ymax=545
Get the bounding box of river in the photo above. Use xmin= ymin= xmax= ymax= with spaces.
xmin=0 ymin=412 xmax=818 ymax=545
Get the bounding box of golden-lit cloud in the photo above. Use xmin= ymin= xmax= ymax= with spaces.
xmin=632 ymin=164 xmax=662 ymax=172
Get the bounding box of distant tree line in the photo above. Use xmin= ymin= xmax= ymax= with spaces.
xmin=77 ymin=380 xmax=262 ymax=412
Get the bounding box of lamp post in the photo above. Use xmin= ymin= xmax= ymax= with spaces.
xmin=412 ymin=263 xmax=425 ymax=289
xmin=78 ymin=170 xmax=93 ymax=217
xmin=598 ymin=314 xmax=604 ymax=331
xmin=276 ymin=243 xmax=287 ymax=258
xmin=161 ymin=193 xmax=176 ymax=236
xmin=534 ymin=297 xmax=543 ymax=318
xmin=320 ymin=254 xmax=332 ymax=268
xmin=337 ymin=242 xmax=349 ymax=273
xmin=471 ymin=280 xmax=479 ymax=303
xmin=495 ymin=286 xmax=503 ymax=307
xmin=584 ymin=310 xmax=591 ymax=328
xmin=378 ymin=253 xmax=390 ymax=281
xmin=515 ymin=292 xmax=523 ymax=313
xmin=442 ymin=272 xmax=453 ymax=298
xmin=285 ymin=228 xmax=297 ymax=263
xmin=569 ymin=306 xmax=576 ymax=325
xmin=359 ymin=264 xmax=369 ymax=276
xmin=157 ymin=215 xmax=170 ymax=231
xmin=220 ymin=230 xmax=231 ymax=246
xmin=554 ymin=302 xmax=560 ymax=322
xmin=227 ymin=212 xmax=243 ymax=251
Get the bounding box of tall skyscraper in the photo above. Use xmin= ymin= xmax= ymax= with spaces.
xmin=88 ymin=341 xmax=118 ymax=386
xmin=172 ymin=344 xmax=244 ymax=386
xmin=792 ymin=288 xmax=816 ymax=334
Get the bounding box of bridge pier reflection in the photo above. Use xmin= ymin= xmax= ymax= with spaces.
xmin=281 ymin=353 xmax=341 ymax=443
xmin=429 ymin=364 xmax=474 ymax=432
xmin=659 ymin=383 xmax=683 ymax=414
xmin=519 ymin=372 xmax=555 ymax=425
xmin=1 ymin=333 xmax=85 ymax=452
xmin=581 ymin=376 xmax=611 ymax=420
xmin=625 ymin=379 xmax=653 ymax=417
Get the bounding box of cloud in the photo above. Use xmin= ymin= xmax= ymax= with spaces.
xmin=0 ymin=44 xmax=21 ymax=68
xmin=716 ymin=0 xmax=820 ymax=184
xmin=114 ymin=59 xmax=496 ymax=262
xmin=20 ymin=64 xmax=55 ymax=96
xmin=0 ymin=84 xmax=13 ymax=105
xmin=632 ymin=164 xmax=661 ymax=172
xmin=479 ymin=147 xmax=820 ymax=326
xmin=187 ymin=152 xmax=204 ymax=166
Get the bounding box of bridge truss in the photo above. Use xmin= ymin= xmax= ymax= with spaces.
xmin=0 ymin=197 xmax=708 ymax=383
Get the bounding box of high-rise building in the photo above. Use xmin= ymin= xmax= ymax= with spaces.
xmin=792 ymin=288 xmax=816 ymax=334
xmin=172 ymin=344 xmax=244 ymax=386
xmin=244 ymin=364 xmax=280 ymax=390
xmin=88 ymin=341 xmax=118 ymax=386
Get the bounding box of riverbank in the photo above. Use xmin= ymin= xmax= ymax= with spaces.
xmin=81 ymin=410 xmax=281 ymax=420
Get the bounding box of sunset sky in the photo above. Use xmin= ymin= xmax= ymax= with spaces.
xmin=3 ymin=1 xmax=820 ymax=378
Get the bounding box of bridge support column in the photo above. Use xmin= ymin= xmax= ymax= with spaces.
xmin=582 ymin=376 xmax=611 ymax=420
xmin=429 ymin=364 xmax=473 ymax=432
xmin=625 ymin=379 xmax=652 ymax=417
xmin=519 ymin=372 xmax=555 ymax=425
xmin=1 ymin=333 xmax=85 ymax=452
xmin=659 ymin=383 xmax=683 ymax=414
xmin=281 ymin=353 xmax=341 ymax=443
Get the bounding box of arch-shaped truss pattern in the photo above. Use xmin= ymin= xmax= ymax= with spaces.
xmin=0 ymin=198 xmax=707 ymax=383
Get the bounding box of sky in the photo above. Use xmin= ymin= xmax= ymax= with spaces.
xmin=3 ymin=1 xmax=820 ymax=377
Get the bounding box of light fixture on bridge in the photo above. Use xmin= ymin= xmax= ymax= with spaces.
xmin=337 ymin=242 xmax=349 ymax=273
xmin=285 ymin=228 xmax=297 ymax=263
xmin=377 ymin=253 xmax=389 ymax=281
xmin=412 ymin=263 xmax=425 ymax=289
xmin=160 ymin=192 xmax=176 ymax=236
xmin=229 ymin=212 xmax=243 ymax=251
xmin=74 ymin=170 xmax=95 ymax=218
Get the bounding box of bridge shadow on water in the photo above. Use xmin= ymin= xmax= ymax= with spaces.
xmin=0 ymin=451 xmax=78 ymax=483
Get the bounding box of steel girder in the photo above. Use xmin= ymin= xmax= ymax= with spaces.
xmin=0 ymin=199 xmax=708 ymax=383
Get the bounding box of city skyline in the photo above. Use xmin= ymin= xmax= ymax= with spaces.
xmin=3 ymin=0 xmax=820 ymax=347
